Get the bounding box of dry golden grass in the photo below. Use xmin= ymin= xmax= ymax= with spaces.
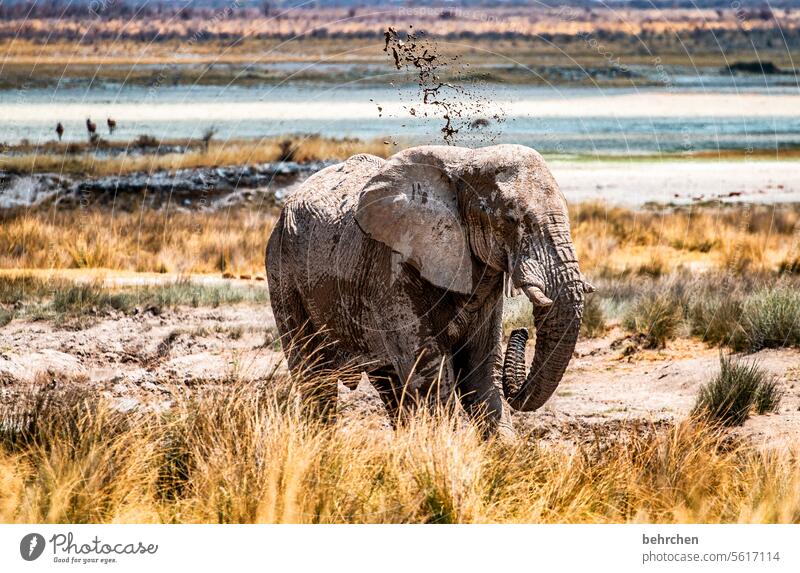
xmin=0 ymin=208 xmax=277 ymax=276
xmin=572 ymin=202 xmax=800 ymax=278
xmin=3 ymin=201 xmax=798 ymax=278
xmin=3 ymin=7 xmax=798 ymax=62
xmin=0 ymin=136 xmax=392 ymax=177
xmin=1 ymin=376 xmax=798 ymax=524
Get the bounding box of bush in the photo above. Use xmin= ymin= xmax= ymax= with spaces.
xmin=687 ymin=283 xmax=800 ymax=352
xmin=754 ymin=377 xmax=784 ymax=415
xmin=623 ymin=293 xmax=682 ymax=349
xmin=688 ymin=295 xmax=746 ymax=349
xmin=0 ymin=307 xmax=13 ymax=328
xmin=693 ymin=355 xmax=781 ymax=426
xmin=739 ymin=285 xmax=800 ymax=351
xmin=133 ymin=134 xmax=159 ymax=148
xmin=279 ymin=139 xmax=297 ymax=162
xmin=581 ymin=295 xmax=607 ymax=338
xmin=51 ymin=281 xmax=131 ymax=315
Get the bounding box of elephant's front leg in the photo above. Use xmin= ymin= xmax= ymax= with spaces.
xmin=390 ymin=336 xmax=458 ymax=417
xmin=452 ymin=302 xmax=515 ymax=438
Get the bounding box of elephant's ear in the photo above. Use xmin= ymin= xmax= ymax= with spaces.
xmin=355 ymin=149 xmax=474 ymax=294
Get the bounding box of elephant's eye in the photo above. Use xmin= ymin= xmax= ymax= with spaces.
xmin=504 ymin=214 xmax=520 ymax=226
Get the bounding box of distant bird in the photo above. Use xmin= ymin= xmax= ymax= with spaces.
xmin=56 ymin=122 xmax=64 ymax=141
xmin=86 ymin=118 xmax=97 ymax=142
xmin=107 ymin=117 xmax=117 ymax=134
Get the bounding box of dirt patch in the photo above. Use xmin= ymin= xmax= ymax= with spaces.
xmin=2 ymin=300 xmax=798 ymax=446
xmin=524 ymin=328 xmax=800 ymax=447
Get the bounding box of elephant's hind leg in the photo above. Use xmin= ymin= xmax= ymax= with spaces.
xmin=272 ymin=286 xmax=338 ymax=419
xmin=368 ymin=366 xmax=403 ymax=427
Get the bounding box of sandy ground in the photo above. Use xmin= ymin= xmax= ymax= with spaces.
xmin=551 ymin=160 xmax=800 ymax=206
xmin=2 ymin=294 xmax=798 ymax=447
xmin=9 ymin=92 xmax=800 ymax=125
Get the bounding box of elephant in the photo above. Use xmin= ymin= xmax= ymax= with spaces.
xmin=266 ymin=144 xmax=591 ymax=435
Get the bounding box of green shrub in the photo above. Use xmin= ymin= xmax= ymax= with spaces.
xmin=51 ymin=282 xmax=132 ymax=314
xmin=0 ymin=307 xmax=13 ymax=328
xmin=622 ymin=293 xmax=682 ymax=349
xmin=754 ymin=377 xmax=784 ymax=415
xmin=580 ymin=295 xmax=607 ymax=338
xmin=0 ymin=274 xmax=67 ymax=304
xmin=739 ymin=285 xmax=800 ymax=351
xmin=693 ymin=354 xmax=781 ymax=426
xmin=688 ymin=295 xmax=747 ymax=349
xmin=687 ymin=284 xmax=800 ymax=352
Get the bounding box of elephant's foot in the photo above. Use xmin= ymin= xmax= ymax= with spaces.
xmin=494 ymin=405 xmax=518 ymax=444
xmin=477 ymin=406 xmax=517 ymax=443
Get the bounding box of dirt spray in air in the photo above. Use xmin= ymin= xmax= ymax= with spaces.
xmin=380 ymin=26 xmax=506 ymax=146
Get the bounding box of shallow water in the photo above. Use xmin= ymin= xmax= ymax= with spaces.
xmin=2 ymin=84 xmax=800 ymax=154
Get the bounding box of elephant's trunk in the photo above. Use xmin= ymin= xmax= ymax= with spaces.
xmin=501 ymin=225 xmax=584 ymax=412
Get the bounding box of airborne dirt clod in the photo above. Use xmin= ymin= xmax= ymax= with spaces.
xmin=381 ymin=26 xmax=506 ymax=145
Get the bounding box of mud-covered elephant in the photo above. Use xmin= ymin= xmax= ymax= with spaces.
xmin=266 ymin=144 xmax=591 ymax=435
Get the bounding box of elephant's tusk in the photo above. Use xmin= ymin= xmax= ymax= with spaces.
xmin=504 ymin=274 xmax=521 ymax=298
xmin=522 ymin=285 xmax=553 ymax=308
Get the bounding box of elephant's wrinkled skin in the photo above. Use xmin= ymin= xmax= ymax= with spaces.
xmin=266 ymin=144 xmax=591 ymax=434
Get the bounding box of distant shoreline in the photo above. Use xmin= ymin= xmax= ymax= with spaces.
xmin=2 ymin=152 xmax=798 ymax=211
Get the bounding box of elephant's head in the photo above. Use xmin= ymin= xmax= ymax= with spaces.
xmin=355 ymin=144 xmax=591 ymax=412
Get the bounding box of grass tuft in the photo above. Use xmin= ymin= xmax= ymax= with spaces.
xmin=740 ymin=285 xmax=800 ymax=351
xmin=622 ymin=293 xmax=682 ymax=349
xmin=580 ymin=295 xmax=607 ymax=338
xmin=687 ymin=282 xmax=800 ymax=352
xmin=693 ymin=354 xmax=781 ymax=426
xmin=0 ymin=274 xmax=268 ymax=328
xmin=754 ymin=377 xmax=784 ymax=416
xmin=688 ymin=292 xmax=747 ymax=349
xmin=0 ymin=308 xmax=13 ymax=328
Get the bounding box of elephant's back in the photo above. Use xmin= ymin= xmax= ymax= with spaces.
xmin=268 ymin=152 xmax=386 ymax=281
xmin=267 ymin=153 xmax=392 ymax=358
xmin=285 ymin=153 xmax=384 ymax=227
